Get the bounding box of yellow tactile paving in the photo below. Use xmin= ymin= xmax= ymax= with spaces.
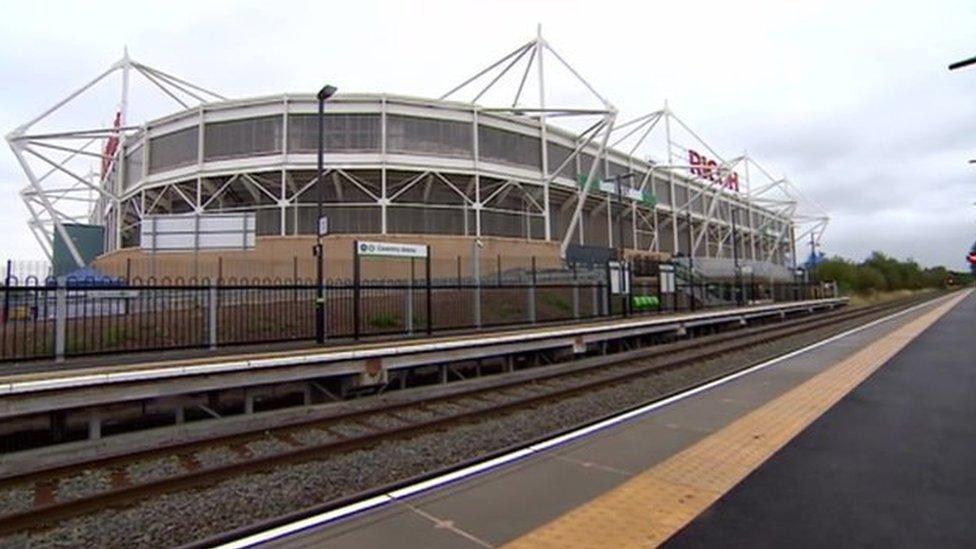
xmin=504 ymin=291 xmax=969 ymax=549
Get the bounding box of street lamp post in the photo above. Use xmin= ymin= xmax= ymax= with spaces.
xmin=605 ymin=172 xmax=635 ymax=315
xmin=315 ymin=84 xmax=338 ymax=344
xmin=731 ymin=208 xmax=741 ymax=306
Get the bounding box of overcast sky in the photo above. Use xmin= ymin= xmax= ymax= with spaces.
xmin=2 ymin=0 xmax=975 ymax=269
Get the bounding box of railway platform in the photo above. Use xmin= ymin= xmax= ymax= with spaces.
xmin=235 ymin=290 xmax=971 ymax=548
xmin=0 ymin=298 xmax=844 ymax=407
xmin=0 ymin=297 xmax=846 ymax=478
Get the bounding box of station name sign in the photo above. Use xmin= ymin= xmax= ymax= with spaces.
xmin=688 ymin=150 xmax=740 ymax=192
xmin=357 ymin=240 xmax=428 ymax=259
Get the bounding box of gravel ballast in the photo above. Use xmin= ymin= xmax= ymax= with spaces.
xmin=54 ymin=471 xmax=111 ymax=503
xmin=0 ymin=487 xmax=32 ymax=517
xmin=4 ymin=304 xmax=917 ymax=548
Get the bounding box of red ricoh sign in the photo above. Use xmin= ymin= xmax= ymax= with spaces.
xmin=688 ymin=150 xmax=739 ymax=192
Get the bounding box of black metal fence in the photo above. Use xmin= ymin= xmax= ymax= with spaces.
xmin=0 ymin=270 xmax=822 ymax=363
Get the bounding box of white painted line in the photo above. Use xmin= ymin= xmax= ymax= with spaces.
xmin=215 ymin=494 xmax=394 ymax=549
xmin=387 ymin=448 xmax=536 ymax=500
xmin=217 ymin=294 xmax=937 ymax=549
xmin=2 ymin=299 xmax=846 ymax=396
xmin=9 ymin=373 xmax=109 ymax=392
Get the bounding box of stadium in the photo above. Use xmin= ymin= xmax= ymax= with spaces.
xmin=7 ymin=30 xmax=828 ymax=282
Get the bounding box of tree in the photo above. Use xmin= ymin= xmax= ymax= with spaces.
xmin=813 ymin=252 xmax=959 ymax=294
xmin=853 ymin=265 xmax=887 ymax=293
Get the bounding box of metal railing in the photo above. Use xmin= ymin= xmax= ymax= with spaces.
xmin=0 ymin=270 xmax=822 ymax=363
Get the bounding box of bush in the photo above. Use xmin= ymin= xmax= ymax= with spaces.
xmin=815 ymin=250 xmax=962 ymax=294
xmin=853 ymin=266 xmax=886 ymax=293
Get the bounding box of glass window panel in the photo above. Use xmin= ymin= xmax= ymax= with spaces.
xmin=287 ymin=113 xmax=381 ymax=153
xmin=579 ymin=152 xmax=596 ymax=179
xmin=546 ymin=142 xmax=576 ymax=179
xmin=478 ymin=125 xmax=540 ymax=169
xmin=607 ymin=161 xmax=629 ymax=178
xmin=204 ymin=116 xmax=283 ymax=161
xmin=673 ymin=184 xmax=688 ymax=209
xmin=124 ymin=144 xmax=143 ymax=189
xmin=148 ymin=127 xmax=198 ymax=173
xmin=386 ymin=114 xmax=472 ymax=158
xmin=387 ymin=206 xmax=465 ymax=235
xmin=651 ymin=175 xmax=671 ymax=206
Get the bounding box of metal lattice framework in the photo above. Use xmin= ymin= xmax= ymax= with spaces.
xmin=6 ymin=29 xmax=827 ymax=277
xmin=439 ymin=25 xmax=617 ymax=257
xmin=605 ymin=104 xmax=829 ymax=268
xmin=5 ymin=50 xmax=226 ymax=267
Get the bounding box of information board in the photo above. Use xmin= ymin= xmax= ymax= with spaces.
xmin=141 ymin=213 xmax=255 ymax=252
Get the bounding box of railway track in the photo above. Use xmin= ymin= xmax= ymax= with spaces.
xmin=0 ymin=294 xmax=939 ymax=537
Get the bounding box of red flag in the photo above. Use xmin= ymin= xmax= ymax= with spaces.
xmin=101 ymin=111 xmax=122 ymax=180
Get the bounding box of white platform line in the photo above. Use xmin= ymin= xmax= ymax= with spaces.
xmin=216 ymin=294 xmax=944 ymax=549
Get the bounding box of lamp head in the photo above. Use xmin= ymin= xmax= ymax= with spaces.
xmin=317 ymin=85 xmax=338 ymax=101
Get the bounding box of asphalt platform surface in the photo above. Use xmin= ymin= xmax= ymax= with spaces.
xmin=667 ymin=292 xmax=976 ymax=548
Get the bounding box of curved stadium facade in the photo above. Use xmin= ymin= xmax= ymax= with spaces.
xmin=8 ymin=33 xmax=826 ymax=282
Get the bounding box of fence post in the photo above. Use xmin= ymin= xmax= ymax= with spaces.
xmin=528 ymin=256 xmax=537 ymax=324
xmin=425 ymin=246 xmax=432 ymax=335
xmin=572 ymin=262 xmax=580 ymax=319
xmin=472 ymin=240 xmax=481 ymax=329
xmin=55 ymin=278 xmax=66 ymax=362
xmin=2 ymin=259 xmax=11 ymax=325
xmin=605 ymin=261 xmax=613 ymax=317
xmin=353 ymin=242 xmax=361 ymax=340
xmin=405 ymin=276 xmax=414 ymax=335
xmin=655 ymin=264 xmax=663 ymax=315
xmin=208 ymin=282 xmax=218 ymax=350
xmin=625 ymin=262 xmax=633 ymax=317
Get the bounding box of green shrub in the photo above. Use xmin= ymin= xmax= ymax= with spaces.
xmin=367 ymin=314 xmax=399 ymax=329
xmin=541 ymin=292 xmax=571 ymax=312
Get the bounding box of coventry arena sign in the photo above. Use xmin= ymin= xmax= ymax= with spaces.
xmin=357 ymin=240 xmax=428 ymax=259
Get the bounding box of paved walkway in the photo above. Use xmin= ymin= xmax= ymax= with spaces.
xmin=254 ymin=291 xmax=968 ymax=548
xmin=666 ymin=290 xmax=976 ymax=547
